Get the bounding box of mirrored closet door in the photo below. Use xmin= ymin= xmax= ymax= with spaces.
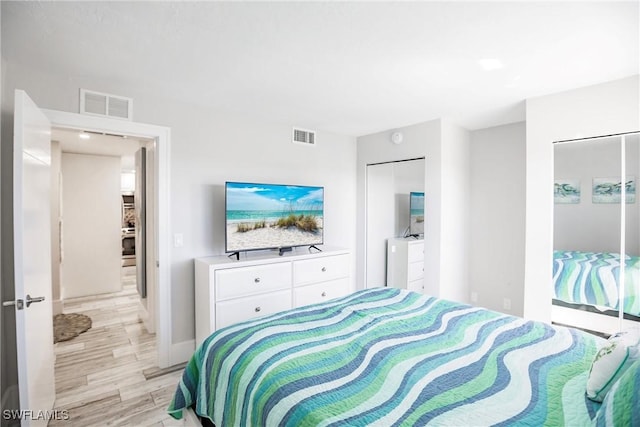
xmin=553 ymin=132 xmax=640 ymax=334
xmin=365 ymin=158 xmax=425 ymax=288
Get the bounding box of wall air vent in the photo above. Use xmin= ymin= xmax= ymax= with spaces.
xmin=292 ymin=128 xmax=316 ymax=146
xmin=80 ymin=89 xmax=133 ymax=121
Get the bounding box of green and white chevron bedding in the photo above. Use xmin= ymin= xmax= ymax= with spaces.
xmin=168 ymin=288 xmax=605 ymax=426
xmin=553 ymin=250 xmax=640 ymax=316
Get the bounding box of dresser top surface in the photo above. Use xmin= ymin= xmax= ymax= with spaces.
xmin=196 ymin=246 xmax=349 ymax=269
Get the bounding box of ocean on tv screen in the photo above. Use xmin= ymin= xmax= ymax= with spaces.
xmin=225 ymin=182 xmax=324 ymax=252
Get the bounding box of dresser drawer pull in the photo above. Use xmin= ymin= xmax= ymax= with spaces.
xmin=254 ymin=277 xmax=261 ymax=283
xmin=321 ymin=291 xmax=327 ymax=297
xmin=255 ymin=306 xmax=261 ymax=312
xmin=321 ymin=267 xmax=327 ymax=272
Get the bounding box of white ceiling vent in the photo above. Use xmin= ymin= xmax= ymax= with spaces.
xmin=80 ymin=89 xmax=133 ymax=121
xmin=293 ymin=128 xmax=316 ymax=146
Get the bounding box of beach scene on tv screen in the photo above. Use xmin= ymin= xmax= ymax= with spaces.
xmin=410 ymin=192 xmax=425 ymax=235
xmin=226 ymin=182 xmax=324 ymax=252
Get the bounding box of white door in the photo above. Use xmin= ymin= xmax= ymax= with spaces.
xmin=11 ymin=90 xmax=56 ymax=426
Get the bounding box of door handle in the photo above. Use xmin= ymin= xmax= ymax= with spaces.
xmin=25 ymin=295 xmax=45 ymax=308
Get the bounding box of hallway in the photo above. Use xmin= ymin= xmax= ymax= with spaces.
xmin=49 ymin=268 xmax=183 ymax=426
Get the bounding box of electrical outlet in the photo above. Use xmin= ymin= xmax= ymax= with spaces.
xmin=503 ymin=297 xmax=511 ymax=311
xmin=470 ymin=292 xmax=478 ymax=303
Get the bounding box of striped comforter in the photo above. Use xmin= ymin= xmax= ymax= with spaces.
xmin=553 ymin=250 xmax=640 ymax=316
xmin=168 ymin=288 xmax=604 ymax=426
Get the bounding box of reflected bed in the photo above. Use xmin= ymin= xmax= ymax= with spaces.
xmin=553 ymin=250 xmax=640 ymax=318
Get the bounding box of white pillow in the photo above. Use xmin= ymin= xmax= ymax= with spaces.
xmin=586 ymin=332 xmax=640 ymax=402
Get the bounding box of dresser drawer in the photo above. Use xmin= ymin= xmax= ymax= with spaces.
xmin=294 ymin=278 xmax=349 ymax=307
xmin=216 ymin=289 xmax=292 ymax=329
xmin=408 ymin=243 xmax=424 ymax=263
xmin=408 ymin=261 xmax=424 ymax=281
xmin=407 ymin=278 xmax=424 ymax=293
xmin=215 ymin=262 xmax=291 ymax=300
xmin=293 ymin=254 xmax=349 ymax=286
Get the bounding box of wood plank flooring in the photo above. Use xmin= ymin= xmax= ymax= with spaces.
xmin=50 ymin=267 xmax=187 ymax=426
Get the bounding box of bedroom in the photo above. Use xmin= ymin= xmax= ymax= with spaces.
xmin=1 ymin=1 xmax=639 ymax=426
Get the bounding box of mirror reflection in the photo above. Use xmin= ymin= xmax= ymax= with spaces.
xmin=365 ymin=158 xmax=424 ymax=289
xmin=552 ymin=133 xmax=640 ymax=334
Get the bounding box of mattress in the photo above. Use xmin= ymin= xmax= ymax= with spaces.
xmin=553 ymin=250 xmax=640 ymax=317
xmin=169 ymin=288 xmax=604 ymax=426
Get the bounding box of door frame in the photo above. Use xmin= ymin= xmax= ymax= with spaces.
xmin=42 ymin=109 xmax=172 ymax=368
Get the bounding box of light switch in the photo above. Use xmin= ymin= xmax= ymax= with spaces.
xmin=174 ymin=233 xmax=184 ymax=248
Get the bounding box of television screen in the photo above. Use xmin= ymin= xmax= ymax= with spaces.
xmin=409 ymin=191 xmax=425 ymax=236
xmin=225 ymin=181 xmax=324 ymax=253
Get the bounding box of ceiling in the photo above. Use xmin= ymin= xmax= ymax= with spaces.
xmin=3 ymin=1 xmax=638 ymax=136
xmin=51 ymin=128 xmax=150 ymax=171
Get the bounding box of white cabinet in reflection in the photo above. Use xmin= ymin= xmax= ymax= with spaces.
xmin=386 ymin=237 xmax=424 ymax=293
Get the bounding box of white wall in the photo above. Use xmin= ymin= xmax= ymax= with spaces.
xmin=357 ymin=119 xmax=470 ymax=304
xmin=525 ymin=75 xmax=640 ymax=323
xmin=438 ymin=120 xmax=471 ymax=303
xmin=469 ymin=122 xmax=526 ymax=314
xmin=61 ymin=153 xmax=122 ymax=298
xmin=1 ymin=61 xmax=358 ymax=349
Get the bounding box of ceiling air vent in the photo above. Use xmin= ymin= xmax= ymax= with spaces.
xmin=293 ymin=128 xmax=316 ymax=146
xmin=80 ymin=89 xmax=133 ymax=121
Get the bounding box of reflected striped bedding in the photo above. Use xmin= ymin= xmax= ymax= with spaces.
xmin=168 ymin=288 xmax=603 ymax=426
xmin=553 ymin=250 xmax=640 ymax=316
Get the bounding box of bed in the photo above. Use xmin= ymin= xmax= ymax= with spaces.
xmin=552 ymin=250 xmax=640 ymax=319
xmin=167 ymin=288 xmax=617 ymax=426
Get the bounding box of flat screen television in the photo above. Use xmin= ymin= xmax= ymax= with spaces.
xmin=409 ymin=191 xmax=425 ymax=236
xmin=225 ymin=181 xmax=324 ymax=254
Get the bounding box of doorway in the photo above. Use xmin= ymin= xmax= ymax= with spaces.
xmin=51 ymin=127 xmax=155 ymax=328
xmin=43 ymin=108 xmax=172 ymax=369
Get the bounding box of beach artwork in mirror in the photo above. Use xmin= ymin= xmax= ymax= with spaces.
xmin=554 ymin=179 xmax=580 ymax=204
xmin=592 ymin=176 xmax=635 ymax=204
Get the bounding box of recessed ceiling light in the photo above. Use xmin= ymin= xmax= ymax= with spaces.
xmin=478 ymin=58 xmax=504 ymax=71
xmin=79 ymin=132 xmax=90 ymax=140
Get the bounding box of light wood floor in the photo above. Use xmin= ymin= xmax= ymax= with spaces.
xmin=50 ymin=267 xmax=186 ymax=426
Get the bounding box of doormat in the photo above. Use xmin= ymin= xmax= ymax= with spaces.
xmin=53 ymin=313 xmax=92 ymax=343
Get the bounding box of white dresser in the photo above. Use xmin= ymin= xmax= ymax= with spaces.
xmin=386 ymin=237 xmax=424 ymax=292
xmin=195 ymin=247 xmax=351 ymax=346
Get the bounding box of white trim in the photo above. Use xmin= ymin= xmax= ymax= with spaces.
xmin=42 ymin=109 xmax=172 ymax=368
xmin=52 ymin=299 xmax=63 ymax=316
xmin=171 ymin=340 xmax=196 ymax=365
xmin=619 ymin=135 xmax=626 ymax=331
xmin=551 ymin=304 xmax=637 ymax=336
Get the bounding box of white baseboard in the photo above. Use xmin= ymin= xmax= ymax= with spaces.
xmin=52 ymin=299 xmax=63 ymax=315
xmin=170 ymin=340 xmax=195 ymax=365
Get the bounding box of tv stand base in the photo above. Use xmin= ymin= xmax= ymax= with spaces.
xmin=278 ymin=247 xmax=293 ymax=256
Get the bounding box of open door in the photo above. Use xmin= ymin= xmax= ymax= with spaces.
xmin=5 ymin=90 xmax=56 ymax=426
xmin=135 ymin=147 xmax=147 ymax=299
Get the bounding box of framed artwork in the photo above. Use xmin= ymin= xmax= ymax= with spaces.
xmin=592 ymin=176 xmax=636 ymax=204
xmin=554 ymin=179 xmax=580 ymax=204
